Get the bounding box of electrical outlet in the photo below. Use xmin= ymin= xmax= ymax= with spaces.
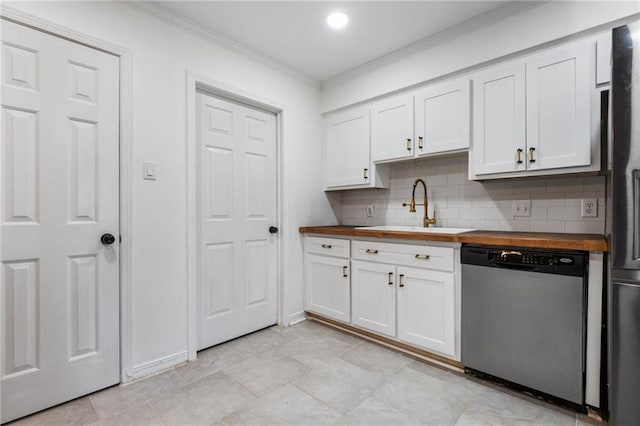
xmin=366 ymin=204 xmax=375 ymax=217
xmin=581 ymin=198 xmax=598 ymax=217
xmin=512 ymin=200 xmax=531 ymax=217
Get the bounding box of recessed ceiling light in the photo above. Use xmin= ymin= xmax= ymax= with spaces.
xmin=326 ymin=12 xmax=348 ymax=30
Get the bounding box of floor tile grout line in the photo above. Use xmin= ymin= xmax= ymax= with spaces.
xmin=290 ymin=380 xmax=346 ymax=418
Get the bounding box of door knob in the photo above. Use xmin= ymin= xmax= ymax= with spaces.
xmin=269 ymin=226 xmax=279 ymax=234
xmin=101 ymin=233 xmax=116 ymax=245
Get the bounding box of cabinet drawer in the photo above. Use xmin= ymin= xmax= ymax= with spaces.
xmin=305 ymin=236 xmax=350 ymax=258
xmin=352 ymin=240 xmax=454 ymax=272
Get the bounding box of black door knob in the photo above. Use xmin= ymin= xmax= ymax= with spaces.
xmin=269 ymin=226 xmax=278 ymax=234
xmin=101 ymin=233 xmax=116 ymax=245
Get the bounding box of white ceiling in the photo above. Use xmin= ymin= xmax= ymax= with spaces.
xmin=155 ymin=1 xmax=522 ymax=81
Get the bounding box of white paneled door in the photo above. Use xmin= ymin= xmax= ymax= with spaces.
xmin=1 ymin=21 xmax=120 ymax=423
xmin=196 ymin=93 xmax=277 ymax=350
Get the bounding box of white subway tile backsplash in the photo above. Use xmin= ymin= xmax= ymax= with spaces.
xmin=483 ymin=181 xmax=515 ymax=195
xmin=460 ymin=182 xmax=486 ymax=197
xmin=340 ymin=155 xmax=605 ymax=235
xmin=547 ymin=206 xmax=582 ymax=221
xmin=460 ymin=207 xmax=485 ymax=220
xmin=565 ymin=221 xmax=605 ymax=234
xmin=544 ymin=176 xmax=584 ymax=193
xmin=530 ymin=220 xmax=565 ymax=233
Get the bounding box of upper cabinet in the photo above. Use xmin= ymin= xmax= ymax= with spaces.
xmin=325 ymin=34 xmax=603 ymax=187
xmin=371 ymin=77 xmax=471 ymax=163
xmin=371 ymin=94 xmax=414 ymax=162
xmin=470 ymin=39 xmax=597 ymax=180
xmin=595 ymin=32 xmax=612 ymax=85
xmin=414 ymin=79 xmax=471 ymax=156
xmin=325 ymin=106 xmax=389 ymax=190
xmin=472 ymin=63 xmax=526 ymax=176
xmin=526 ymin=42 xmax=591 ymax=171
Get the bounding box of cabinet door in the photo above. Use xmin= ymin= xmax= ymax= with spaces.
xmin=595 ymin=33 xmax=611 ymax=86
xmin=304 ymin=254 xmax=350 ymax=323
xmin=472 ymin=63 xmax=526 ymax=175
xmin=325 ymin=107 xmax=371 ymax=188
xmin=351 ymin=260 xmax=396 ymax=337
xmin=397 ymin=266 xmax=455 ymax=357
xmin=371 ymin=94 xmax=414 ymax=163
xmin=415 ymin=79 xmax=470 ymax=156
xmin=526 ymin=41 xmax=591 ymax=171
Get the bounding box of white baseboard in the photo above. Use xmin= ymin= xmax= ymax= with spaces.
xmin=287 ymin=311 xmax=306 ymax=326
xmin=129 ymin=351 xmax=188 ymax=380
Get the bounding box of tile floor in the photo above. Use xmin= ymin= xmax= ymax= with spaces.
xmin=10 ymin=320 xmax=601 ymax=426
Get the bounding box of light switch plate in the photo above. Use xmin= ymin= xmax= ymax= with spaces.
xmin=512 ymin=200 xmax=531 ymax=217
xmin=143 ymin=161 xmax=157 ymax=181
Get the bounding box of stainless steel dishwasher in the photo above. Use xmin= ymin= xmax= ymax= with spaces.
xmin=461 ymin=245 xmax=587 ymax=405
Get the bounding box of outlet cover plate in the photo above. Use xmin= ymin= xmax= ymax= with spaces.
xmin=581 ymin=198 xmax=598 ymax=217
xmin=512 ymin=200 xmax=531 ymax=217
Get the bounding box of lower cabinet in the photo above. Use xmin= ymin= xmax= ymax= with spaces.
xmin=304 ymin=253 xmax=350 ymax=323
xmin=397 ymin=266 xmax=455 ymax=357
xmin=304 ymin=236 xmax=460 ymax=360
xmin=351 ymin=260 xmax=397 ymax=337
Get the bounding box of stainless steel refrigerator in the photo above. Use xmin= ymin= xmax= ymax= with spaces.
xmin=611 ymin=20 xmax=640 ymax=425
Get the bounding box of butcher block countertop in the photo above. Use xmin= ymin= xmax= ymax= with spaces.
xmin=298 ymin=225 xmax=609 ymax=252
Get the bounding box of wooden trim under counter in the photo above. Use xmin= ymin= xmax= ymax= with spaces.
xmin=306 ymin=312 xmax=464 ymax=371
xmin=299 ymin=226 xmax=609 ymax=252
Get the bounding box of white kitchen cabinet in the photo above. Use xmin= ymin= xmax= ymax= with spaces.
xmin=351 ymin=260 xmax=396 ymax=337
xmin=371 ymin=94 xmax=415 ymax=162
xmin=595 ymin=32 xmax=611 ymax=86
xmin=325 ymin=106 xmax=389 ymax=190
xmin=471 ymin=39 xmax=595 ymax=179
xmin=351 ymin=240 xmax=460 ymax=359
xmin=526 ymin=42 xmax=591 ymax=171
xmin=472 ymin=62 xmax=527 ymax=176
xmin=397 ymin=266 xmax=455 ymax=357
xmin=414 ymin=79 xmax=470 ymax=156
xmin=370 ymin=77 xmax=471 ymax=164
xmin=304 ymin=237 xmax=350 ymax=323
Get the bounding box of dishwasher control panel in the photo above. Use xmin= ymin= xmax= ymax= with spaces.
xmin=488 ymin=250 xmax=575 ymax=266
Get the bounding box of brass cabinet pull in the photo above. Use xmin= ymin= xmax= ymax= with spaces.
xmin=365 ymin=249 xmax=378 ymax=254
xmin=399 ymin=274 xmax=405 ymax=287
xmin=415 ymin=254 xmax=430 ymax=260
xmin=406 ymin=138 xmax=412 ymax=151
xmin=388 ymin=272 xmax=393 ymax=285
xmin=342 ymin=265 xmax=348 ymax=278
xmin=363 ymin=168 xmax=368 ymax=179
xmin=418 ymin=136 xmax=424 ymax=149
xmin=321 ymin=244 xmax=332 ymax=249
xmin=529 ymin=147 xmax=536 ymax=163
xmin=516 ymin=148 xmax=523 ymax=164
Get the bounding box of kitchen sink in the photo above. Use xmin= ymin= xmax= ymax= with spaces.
xmin=355 ymin=226 xmax=475 ymax=234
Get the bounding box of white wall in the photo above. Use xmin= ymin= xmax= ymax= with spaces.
xmin=342 ymin=155 xmax=606 ymax=234
xmin=322 ymin=1 xmax=640 ymax=112
xmin=4 ymin=1 xmax=338 ymax=379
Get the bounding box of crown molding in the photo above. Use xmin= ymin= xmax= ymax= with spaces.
xmin=120 ymin=0 xmax=320 ymax=88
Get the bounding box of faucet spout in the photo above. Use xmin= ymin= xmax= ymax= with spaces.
xmin=408 ymin=178 xmax=436 ymax=227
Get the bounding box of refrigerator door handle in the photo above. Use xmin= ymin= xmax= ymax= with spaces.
xmin=634 ymin=170 xmax=640 ymax=261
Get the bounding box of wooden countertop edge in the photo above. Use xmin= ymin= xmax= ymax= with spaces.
xmin=298 ymin=226 xmax=609 ymax=252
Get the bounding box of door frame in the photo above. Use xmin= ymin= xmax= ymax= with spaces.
xmin=186 ymin=72 xmax=284 ymax=361
xmin=0 ymin=6 xmax=135 ymax=384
